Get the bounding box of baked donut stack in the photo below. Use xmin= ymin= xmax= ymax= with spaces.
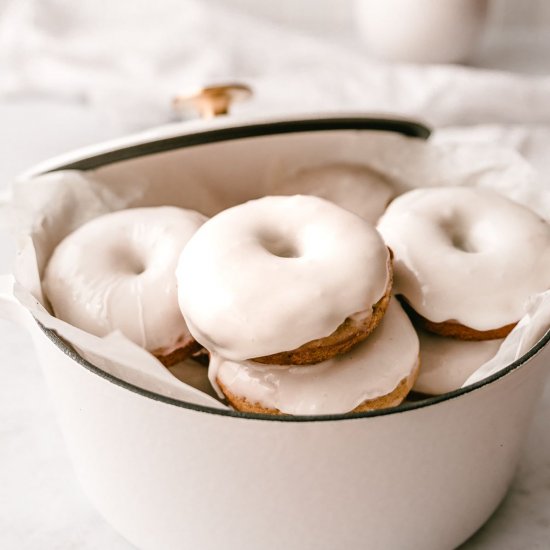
xmin=42 ymin=180 xmax=550 ymax=411
xmin=177 ymin=195 xmax=420 ymax=415
xmin=377 ymin=187 xmax=550 ymax=395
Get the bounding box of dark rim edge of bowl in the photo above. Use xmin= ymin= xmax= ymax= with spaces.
xmin=38 ymin=319 xmax=550 ymax=422
xmin=43 ymin=116 xmax=431 ymax=172
xmin=34 ymin=115 xmax=550 ymax=422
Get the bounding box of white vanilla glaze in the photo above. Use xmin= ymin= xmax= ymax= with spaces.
xmin=177 ymin=195 xmax=390 ymax=360
xmin=413 ymin=329 xmax=503 ymax=396
xmin=211 ymin=298 xmax=419 ymax=415
xmin=377 ymin=187 xmax=550 ymax=330
xmin=44 ymin=206 xmax=207 ymax=354
xmin=273 ymin=163 xmax=395 ymax=223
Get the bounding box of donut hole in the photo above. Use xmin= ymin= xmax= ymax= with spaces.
xmin=131 ymin=261 xmax=147 ymax=275
xmin=439 ymin=218 xmax=479 ymax=253
xmin=450 ymin=232 xmax=479 ymax=253
xmin=113 ymin=248 xmax=148 ymax=275
xmin=125 ymin=256 xmax=147 ymax=275
xmin=258 ymin=231 xmax=301 ymax=259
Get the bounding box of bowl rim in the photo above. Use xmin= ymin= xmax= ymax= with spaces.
xmin=33 ymin=114 xmax=550 ymax=422
xmin=38 ymin=319 xmax=550 ymax=423
xmin=38 ymin=114 xmax=431 ymax=173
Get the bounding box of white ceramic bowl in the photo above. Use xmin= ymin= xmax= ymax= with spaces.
xmin=2 ymin=115 xmax=549 ymax=550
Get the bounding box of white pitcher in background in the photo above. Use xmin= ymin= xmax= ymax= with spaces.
xmin=355 ymin=0 xmax=490 ymax=64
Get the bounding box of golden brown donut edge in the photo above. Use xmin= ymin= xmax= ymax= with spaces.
xmin=398 ymin=296 xmax=516 ymax=341
xmin=154 ymin=338 xmax=203 ymax=367
xmin=252 ymin=251 xmax=394 ymax=366
xmin=217 ymin=359 xmax=420 ymax=416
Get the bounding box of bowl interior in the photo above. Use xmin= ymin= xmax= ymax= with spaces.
xmin=33 ymin=116 xmax=550 ymax=421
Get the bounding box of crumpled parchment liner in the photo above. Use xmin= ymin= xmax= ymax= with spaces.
xmin=14 ymin=279 xmax=220 ymax=407
xmin=464 ymin=290 xmax=550 ymax=386
xmin=8 ymin=129 xmax=550 ymax=408
xmin=11 ymin=170 xmax=226 ymax=409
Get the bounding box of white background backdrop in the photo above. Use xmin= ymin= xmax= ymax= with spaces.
xmin=1 ymin=1 xmax=550 ymax=549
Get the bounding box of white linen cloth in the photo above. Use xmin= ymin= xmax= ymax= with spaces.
xmin=2 ymin=0 xmax=550 ymax=141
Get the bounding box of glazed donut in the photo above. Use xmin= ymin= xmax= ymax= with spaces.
xmin=44 ymin=206 xmax=207 ymax=365
xmin=377 ymin=187 xmax=550 ymax=339
xmin=177 ymin=195 xmax=392 ymax=365
xmin=211 ymin=299 xmax=419 ymax=415
xmin=273 ymin=163 xmax=395 ymax=223
xmin=413 ymin=328 xmax=502 ymax=396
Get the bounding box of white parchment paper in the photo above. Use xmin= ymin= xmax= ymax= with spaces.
xmin=7 ymin=128 xmax=550 ymax=406
xmin=10 ymin=170 xmax=227 ymax=409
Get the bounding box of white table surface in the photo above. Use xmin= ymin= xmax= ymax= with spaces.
xmin=1 ymin=95 xmax=549 ymax=550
